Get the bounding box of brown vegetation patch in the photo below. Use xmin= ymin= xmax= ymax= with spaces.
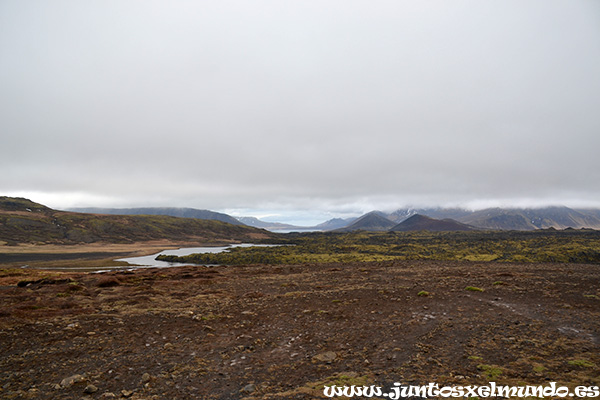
xmin=0 ymin=260 xmax=598 ymax=399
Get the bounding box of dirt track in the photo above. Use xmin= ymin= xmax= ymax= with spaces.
xmin=0 ymin=260 xmax=599 ymax=399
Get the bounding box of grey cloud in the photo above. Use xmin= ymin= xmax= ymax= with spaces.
xmin=1 ymin=0 xmax=599 ymax=219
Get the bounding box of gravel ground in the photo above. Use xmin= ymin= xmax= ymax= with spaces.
xmin=0 ymin=260 xmax=599 ymax=399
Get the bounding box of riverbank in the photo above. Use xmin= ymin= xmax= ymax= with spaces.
xmin=0 ymin=240 xmax=246 ymax=271
xmin=1 ymin=260 xmax=598 ymax=399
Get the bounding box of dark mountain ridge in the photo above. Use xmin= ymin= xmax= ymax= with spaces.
xmin=390 ymin=214 xmax=476 ymax=232
xmin=336 ymin=211 xmax=396 ymax=232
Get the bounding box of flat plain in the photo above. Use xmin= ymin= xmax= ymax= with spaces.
xmin=1 ymin=258 xmax=598 ymax=399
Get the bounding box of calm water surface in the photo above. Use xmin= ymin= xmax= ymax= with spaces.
xmin=116 ymin=243 xmax=275 ymax=269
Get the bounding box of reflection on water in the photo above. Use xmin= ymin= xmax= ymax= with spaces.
xmin=116 ymin=243 xmax=275 ymax=269
xmin=270 ymin=228 xmax=320 ymax=233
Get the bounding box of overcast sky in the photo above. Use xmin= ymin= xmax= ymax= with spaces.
xmin=1 ymin=1 xmax=599 ymax=225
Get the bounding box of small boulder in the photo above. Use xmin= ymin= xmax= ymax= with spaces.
xmin=60 ymin=374 xmax=85 ymax=388
xmin=141 ymin=373 xmax=151 ymax=383
xmin=241 ymin=383 xmax=256 ymax=393
xmin=84 ymin=384 xmax=98 ymax=394
xmin=312 ymin=351 xmax=337 ymax=363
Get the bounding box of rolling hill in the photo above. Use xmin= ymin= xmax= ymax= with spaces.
xmin=0 ymin=197 xmax=273 ymax=245
xmin=68 ymin=207 xmax=244 ymax=226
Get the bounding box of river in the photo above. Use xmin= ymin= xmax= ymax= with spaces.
xmin=115 ymin=243 xmax=276 ymax=269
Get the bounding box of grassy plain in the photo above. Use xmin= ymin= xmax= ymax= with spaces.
xmin=158 ymin=229 xmax=600 ymax=266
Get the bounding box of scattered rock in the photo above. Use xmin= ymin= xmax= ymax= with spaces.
xmin=3 ymin=258 xmax=600 ymax=400
xmin=241 ymin=383 xmax=256 ymax=393
xmin=84 ymin=384 xmax=98 ymax=393
xmin=60 ymin=374 xmax=85 ymax=387
xmin=312 ymin=351 xmax=337 ymax=363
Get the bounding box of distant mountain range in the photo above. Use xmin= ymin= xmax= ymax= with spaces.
xmin=335 ymin=212 xmax=476 ymax=232
xmin=387 ymin=206 xmax=600 ymax=231
xmin=338 ymin=206 xmax=600 ymax=232
xmin=236 ymin=216 xmax=357 ymax=231
xmin=66 ymin=204 xmax=600 ymax=232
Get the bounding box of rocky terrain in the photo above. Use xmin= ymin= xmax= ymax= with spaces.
xmin=1 ymin=260 xmax=598 ymax=399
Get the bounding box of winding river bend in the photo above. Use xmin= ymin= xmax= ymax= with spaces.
xmin=116 ymin=243 xmax=275 ymax=269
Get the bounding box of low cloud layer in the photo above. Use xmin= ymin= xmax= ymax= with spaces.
xmin=2 ymin=1 xmax=599 ymax=223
